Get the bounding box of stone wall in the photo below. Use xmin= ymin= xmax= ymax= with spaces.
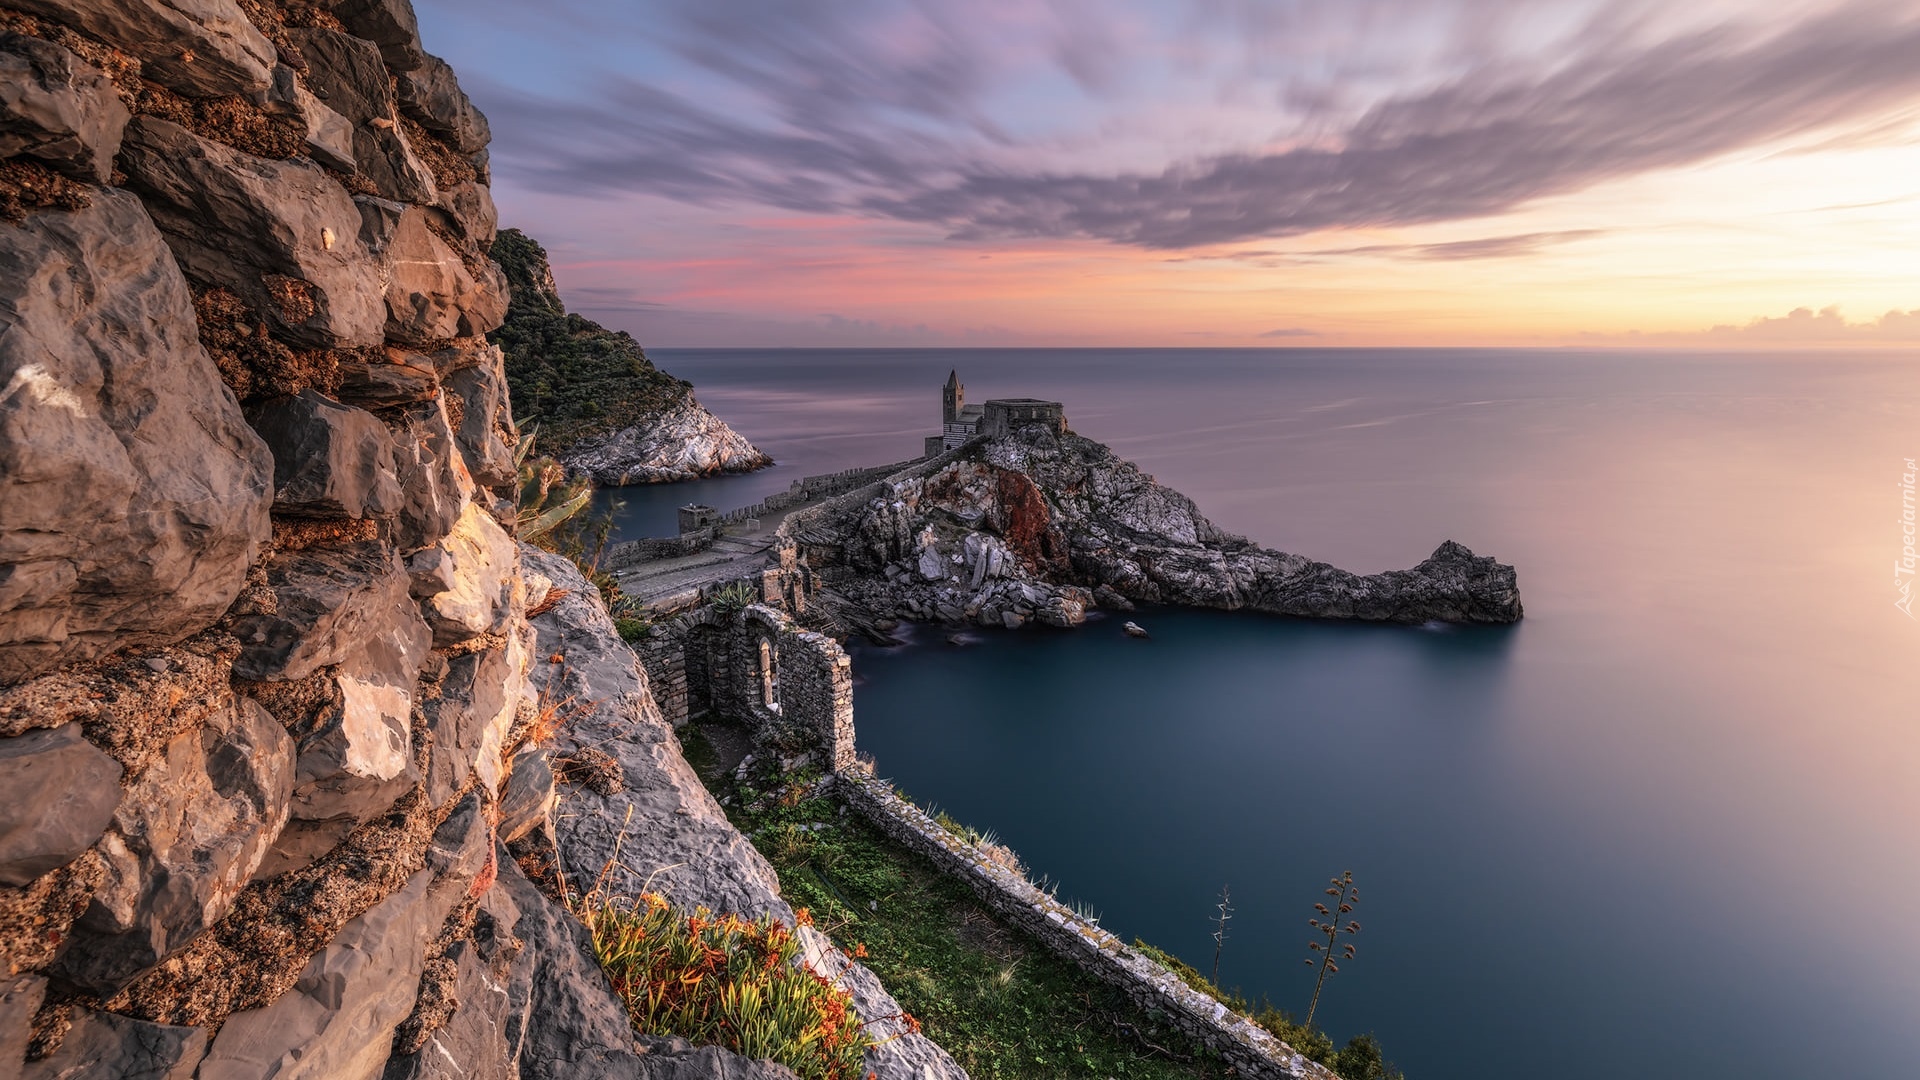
xmin=837 ymin=773 xmax=1340 ymax=1080
xmin=604 ymin=528 xmax=716 ymax=569
xmin=634 ymin=601 xmax=854 ymax=771
xmin=602 ymin=459 xmax=924 ymax=571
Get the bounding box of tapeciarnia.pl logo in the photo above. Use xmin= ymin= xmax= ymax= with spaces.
xmin=1897 ymin=458 xmax=1917 ymax=619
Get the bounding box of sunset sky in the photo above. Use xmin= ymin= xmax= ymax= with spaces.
xmin=414 ymin=0 xmax=1920 ymax=348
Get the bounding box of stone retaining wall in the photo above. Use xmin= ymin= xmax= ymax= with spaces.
xmin=835 ymin=772 xmax=1339 ymax=1080
xmin=604 ymin=528 xmax=716 ymax=569
xmin=604 ymin=459 xmax=926 ymax=570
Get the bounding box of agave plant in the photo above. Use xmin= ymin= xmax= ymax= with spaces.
xmin=514 ymin=423 xmax=595 ymax=546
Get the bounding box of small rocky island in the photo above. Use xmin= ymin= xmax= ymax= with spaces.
xmin=747 ymin=372 xmax=1524 ymax=639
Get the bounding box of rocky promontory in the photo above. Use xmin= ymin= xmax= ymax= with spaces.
xmin=0 ymin=4 xmax=939 ymax=1078
xmin=792 ymin=424 xmax=1522 ymax=634
xmin=488 ymin=229 xmax=771 ymax=485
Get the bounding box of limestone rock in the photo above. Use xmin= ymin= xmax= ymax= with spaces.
xmin=198 ymin=794 xmax=493 ymax=1080
xmin=389 ymin=397 xmax=474 ymax=553
xmin=441 ymin=352 xmax=516 ymax=489
xmin=829 ymin=430 xmax=1523 ymax=627
xmin=335 ymin=349 xmax=441 ymax=408
xmin=55 ymin=698 xmax=294 ymax=996
xmin=498 ymin=746 xmax=554 ymax=844
xmin=0 ymin=724 xmax=122 ymax=886
xmin=247 ymin=390 xmax=403 ymax=520
xmin=0 ymin=33 xmax=130 ymax=183
xmin=366 ymin=205 xmax=506 ymax=344
xmin=232 ymin=542 xmax=428 ymax=683
xmin=419 ymin=640 xmax=520 ymax=808
xmin=330 ymin=0 xmax=427 ymax=72
xmin=379 ymin=940 xmax=512 ymax=1080
xmin=395 ymin=54 xmax=489 ymax=154
xmin=287 ymin=27 xmax=436 ymax=205
xmin=118 ymin=117 xmax=388 ymax=348
xmin=248 ymin=554 xmax=433 ymax=876
xmin=8 ymin=0 xmax=274 ymax=98
xmin=524 ymin=547 xmax=784 ymax=916
xmin=632 ymin=1039 xmax=802 ymax=1080
xmin=410 ymin=501 xmax=518 ymax=647
xmin=0 ymin=188 xmax=272 ymax=683
xmin=484 ymin=852 xmax=648 ymax=1078
xmin=561 ymin=395 xmax=773 ymax=486
xmin=261 ymin=64 xmax=356 ymax=174
xmin=2 ymin=975 xmax=46 ymax=1068
xmin=432 ymin=179 xmax=498 ymax=250
xmin=22 ymin=1006 xmax=208 ymax=1080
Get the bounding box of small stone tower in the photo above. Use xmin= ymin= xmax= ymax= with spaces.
xmin=942 ymin=369 xmax=964 ymax=425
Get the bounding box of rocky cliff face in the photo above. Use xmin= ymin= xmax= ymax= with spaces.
xmin=798 ymin=425 xmax=1522 ymax=633
xmin=487 ymin=229 xmax=771 ymax=485
xmin=0 ymin=4 xmax=926 ymax=1078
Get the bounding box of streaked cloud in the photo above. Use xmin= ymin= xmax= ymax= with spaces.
xmin=468 ymin=1 xmax=1920 ymax=249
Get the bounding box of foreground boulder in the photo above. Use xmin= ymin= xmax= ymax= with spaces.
xmin=0 ymin=189 xmax=272 ymax=683
xmin=196 ymin=795 xmax=492 ymax=1080
xmin=119 ymin=116 xmax=390 ymax=348
xmin=55 ymin=698 xmax=295 ymax=996
xmin=0 ymin=32 xmax=130 ymax=183
xmin=7 ymin=0 xmax=274 ymax=98
xmin=0 ymin=724 xmax=121 ymax=886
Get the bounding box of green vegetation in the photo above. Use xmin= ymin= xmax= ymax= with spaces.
xmin=708 ymin=580 xmax=760 ymax=615
xmin=580 ymin=890 xmax=874 ymax=1080
xmin=488 ymin=229 xmax=693 ymax=454
xmin=1130 ymin=941 xmax=1403 ymax=1080
xmin=705 ymin=749 xmax=1237 ymax=1080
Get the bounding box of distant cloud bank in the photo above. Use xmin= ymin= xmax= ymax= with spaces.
xmin=1595 ymin=305 xmax=1920 ymax=344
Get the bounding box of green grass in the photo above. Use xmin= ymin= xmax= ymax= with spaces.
xmin=708 ymin=760 xmax=1237 ymax=1079
xmin=1130 ymin=942 xmax=1404 ymax=1080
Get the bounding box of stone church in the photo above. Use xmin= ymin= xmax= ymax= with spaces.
xmin=924 ymin=371 xmax=1066 ymax=455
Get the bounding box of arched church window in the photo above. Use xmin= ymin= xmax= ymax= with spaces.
xmin=759 ymin=637 xmax=780 ymax=712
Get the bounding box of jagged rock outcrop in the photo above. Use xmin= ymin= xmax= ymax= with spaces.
xmin=521 ymin=549 xmax=967 ymax=1080
xmin=561 ymin=395 xmax=775 ymax=486
xmin=0 ymin=31 xmax=129 ymax=182
xmin=0 ymin=7 xmax=972 ymax=1080
xmin=487 ymin=228 xmax=772 ymax=485
xmin=805 ymin=425 xmax=1522 ymax=631
xmin=0 ymin=187 xmax=272 ymax=682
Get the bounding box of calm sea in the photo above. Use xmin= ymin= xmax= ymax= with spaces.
xmin=602 ymin=348 xmax=1920 ymax=1080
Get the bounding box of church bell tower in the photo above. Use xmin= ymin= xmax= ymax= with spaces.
xmin=943 ymin=369 xmax=963 ymax=424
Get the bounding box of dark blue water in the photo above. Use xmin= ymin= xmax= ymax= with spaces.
xmin=626 ymin=348 xmax=1920 ymax=1079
